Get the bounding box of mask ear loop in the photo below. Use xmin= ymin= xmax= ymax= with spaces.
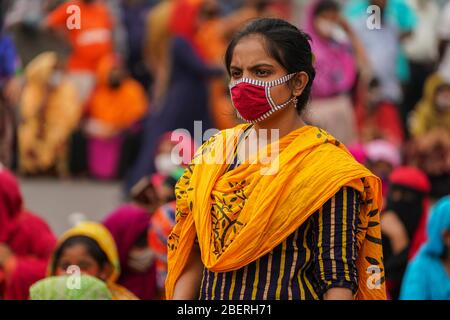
xmin=265 ymin=73 xmax=297 ymax=111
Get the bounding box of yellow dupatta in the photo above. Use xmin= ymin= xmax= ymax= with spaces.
xmin=166 ymin=124 xmax=386 ymax=300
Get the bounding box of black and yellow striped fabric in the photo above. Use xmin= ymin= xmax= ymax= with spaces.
xmin=199 ymin=186 xmax=360 ymax=300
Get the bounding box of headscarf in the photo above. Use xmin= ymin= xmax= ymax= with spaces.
xmin=348 ymin=143 xmax=367 ymax=164
xmin=48 ymin=221 xmax=138 ymax=300
xmin=23 ymin=51 xmax=57 ymax=85
xmin=0 ymin=165 xmax=23 ymax=242
xmin=169 ymin=0 xmax=205 ymax=59
xmin=304 ymin=0 xmax=357 ymax=98
xmin=365 ymin=139 xmax=402 ymax=168
xmin=365 ymin=139 xmax=401 ymax=197
xmin=166 ymin=125 xmax=386 ymax=300
xmin=389 ymin=166 xmax=431 ymax=194
xmin=0 ymin=166 xmax=57 ymax=300
xmin=103 ymin=205 xmax=150 ymax=268
xmin=48 ymin=221 xmax=121 ymax=283
xmin=398 ymin=196 xmax=450 ymax=300
xmin=103 ymin=205 xmax=156 ymax=300
xmin=409 ymin=73 xmax=450 ymax=137
xmin=387 ymin=166 xmax=431 ymax=259
xmin=420 ymin=196 xmax=450 ymax=257
xmin=30 ymin=275 xmax=112 ymax=300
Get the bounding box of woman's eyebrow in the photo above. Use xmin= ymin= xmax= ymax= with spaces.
xmin=248 ymin=63 xmax=274 ymax=69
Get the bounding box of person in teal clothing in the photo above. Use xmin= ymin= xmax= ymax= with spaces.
xmin=400 ymin=196 xmax=450 ymax=300
xmin=344 ymin=0 xmax=417 ymax=103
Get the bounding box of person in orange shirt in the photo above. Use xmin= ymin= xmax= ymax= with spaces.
xmin=84 ymin=55 xmax=148 ymax=179
xmin=43 ymin=0 xmax=115 ymax=103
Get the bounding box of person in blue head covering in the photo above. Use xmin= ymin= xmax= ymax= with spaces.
xmin=400 ymin=196 xmax=450 ymax=300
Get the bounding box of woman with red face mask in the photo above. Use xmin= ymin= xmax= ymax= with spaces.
xmin=166 ymin=18 xmax=386 ymax=300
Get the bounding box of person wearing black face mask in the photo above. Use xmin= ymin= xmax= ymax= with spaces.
xmin=108 ymin=68 xmax=124 ymax=90
xmin=381 ymin=166 xmax=431 ymax=300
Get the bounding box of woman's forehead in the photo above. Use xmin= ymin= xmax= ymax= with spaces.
xmin=230 ymin=35 xmax=280 ymax=68
xmin=61 ymin=243 xmax=90 ymax=256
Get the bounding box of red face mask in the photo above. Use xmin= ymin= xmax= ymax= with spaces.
xmin=229 ymin=73 xmax=297 ymax=123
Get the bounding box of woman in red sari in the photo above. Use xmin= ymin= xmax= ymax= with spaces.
xmin=0 ymin=166 xmax=56 ymax=300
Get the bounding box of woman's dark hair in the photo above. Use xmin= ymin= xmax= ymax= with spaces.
xmin=52 ymin=236 xmax=109 ymax=272
xmin=313 ymin=0 xmax=340 ymax=17
xmin=225 ymin=18 xmax=316 ymax=114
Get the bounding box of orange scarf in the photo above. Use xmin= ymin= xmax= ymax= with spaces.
xmin=167 ymin=125 xmax=386 ymax=300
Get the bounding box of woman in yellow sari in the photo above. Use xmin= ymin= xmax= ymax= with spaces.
xmin=166 ymin=18 xmax=386 ymax=300
xmin=19 ymin=51 xmax=82 ymax=176
xmin=47 ymin=221 xmax=138 ymax=300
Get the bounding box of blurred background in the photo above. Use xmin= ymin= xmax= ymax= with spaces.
xmin=0 ymin=0 xmax=449 ymax=300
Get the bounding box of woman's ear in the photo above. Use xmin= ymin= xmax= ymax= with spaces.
xmin=291 ymin=71 xmax=309 ymax=97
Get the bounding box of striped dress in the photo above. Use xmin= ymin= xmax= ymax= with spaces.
xmin=199 ymin=186 xmax=360 ymax=300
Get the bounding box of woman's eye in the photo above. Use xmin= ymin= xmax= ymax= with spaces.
xmin=255 ymin=69 xmax=271 ymax=77
xmin=231 ymin=70 xmax=242 ymax=79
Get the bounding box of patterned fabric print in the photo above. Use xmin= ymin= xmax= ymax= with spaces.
xmin=199 ymin=187 xmax=360 ymax=300
xmin=210 ymin=180 xmax=248 ymax=257
xmin=356 ymin=177 xmax=385 ymax=288
xmin=169 ymin=163 xmax=195 ymax=252
xmin=170 ymin=128 xmax=249 ymax=255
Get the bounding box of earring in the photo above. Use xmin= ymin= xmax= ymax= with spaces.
xmin=292 ymin=96 xmax=298 ymax=106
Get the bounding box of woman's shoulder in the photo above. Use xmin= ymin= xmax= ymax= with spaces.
xmin=17 ymin=211 xmax=54 ymax=234
xmin=196 ymin=125 xmax=249 ymax=149
xmin=408 ymin=251 xmax=441 ymax=272
xmin=303 ymin=134 xmax=362 ymax=168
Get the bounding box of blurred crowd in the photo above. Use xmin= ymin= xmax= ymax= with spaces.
xmin=0 ymin=0 xmax=450 ymax=300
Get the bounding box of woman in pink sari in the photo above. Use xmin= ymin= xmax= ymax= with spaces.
xmin=302 ymin=0 xmax=368 ymax=145
xmin=0 ymin=166 xmax=56 ymax=300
